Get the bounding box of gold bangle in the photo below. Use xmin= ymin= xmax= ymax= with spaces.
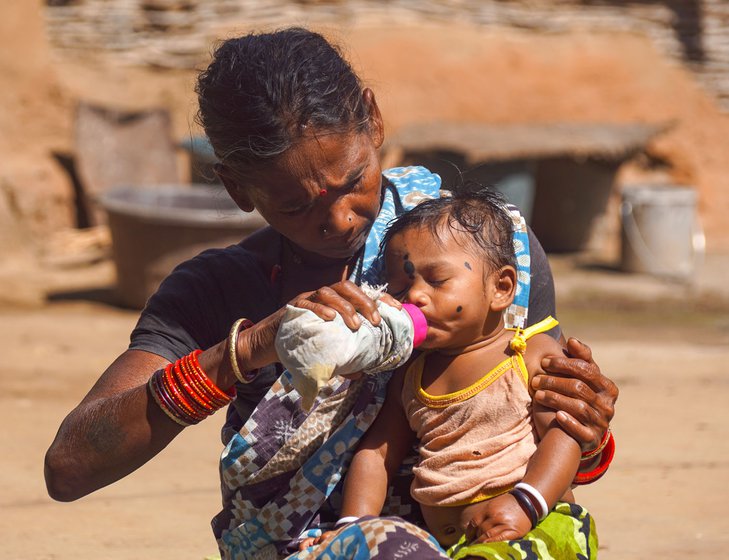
xmin=581 ymin=428 xmax=612 ymax=460
xmin=228 ymin=318 xmax=254 ymax=384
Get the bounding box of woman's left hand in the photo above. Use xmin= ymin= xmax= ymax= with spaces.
xmin=532 ymin=337 xmax=618 ymax=451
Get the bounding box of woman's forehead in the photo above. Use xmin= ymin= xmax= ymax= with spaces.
xmin=252 ymin=129 xmax=372 ymax=197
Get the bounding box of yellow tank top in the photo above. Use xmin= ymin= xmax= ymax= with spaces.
xmin=401 ymin=317 xmax=558 ymax=507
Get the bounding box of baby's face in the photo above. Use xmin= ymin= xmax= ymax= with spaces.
xmin=384 ymin=225 xmax=496 ymax=351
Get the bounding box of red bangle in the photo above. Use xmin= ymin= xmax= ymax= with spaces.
xmin=161 ymin=363 xmax=206 ymax=422
xmin=178 ymin=354 xmax=228 ymax=409
xmin=147 ymin=350 xmax=235 ymax=426
xmin=172 ymin=360 xmax=216 ymax=416
xmin=189 ymin=349 xmax=237 ymax=399
xmin=148 ymin=371 xmax=191 ymax=427
xmin=573 ymin=431 xmax=615 ymax=485
xmin=151 ymin=367 xmax=199 ymax=425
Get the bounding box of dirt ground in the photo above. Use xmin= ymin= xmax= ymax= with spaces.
xmin=3 ymin=254 xmax=729 ymax=560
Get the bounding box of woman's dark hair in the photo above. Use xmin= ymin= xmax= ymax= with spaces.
xmin=196 ymin=27 xmax=371 ymax=178
xmin=381 ymin=183 xmax=516 ymax=273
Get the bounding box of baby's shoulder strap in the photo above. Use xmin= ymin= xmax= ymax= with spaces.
xmin=507 ymin=316 xmax=559 ymax=354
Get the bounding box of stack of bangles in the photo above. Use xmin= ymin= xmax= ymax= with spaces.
xmin=148 ymin=349 xmax=236 ymax=426
xmin=509 ymin=482 xmax=549 ymax=529
xmin=573 ymin=428 xmax=615 ymax=485
xmin=510 ymin=431 xmax=616 ymax=528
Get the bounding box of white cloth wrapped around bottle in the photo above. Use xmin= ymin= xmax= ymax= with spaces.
xmin=274 ymin=285 xmax=428 ymax=411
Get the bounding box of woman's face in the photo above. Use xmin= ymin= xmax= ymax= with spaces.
xmin=227 ymin=128 xmax=384 ymax=261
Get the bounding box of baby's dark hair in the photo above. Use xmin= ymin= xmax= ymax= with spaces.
xmin=381 ymin=183 xmax=516 ymax=272
xmin=196 ymin=27 xmax=371 ymax=178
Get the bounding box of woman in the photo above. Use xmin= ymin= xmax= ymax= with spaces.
xmin=44 ymin=27 xmax=617 ymax=559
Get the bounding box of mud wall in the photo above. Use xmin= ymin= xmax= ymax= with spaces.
xmin=44 ymin=0 xmax=729 ymax=110
xmin=4 ymin=1 xmax=729 ymax=253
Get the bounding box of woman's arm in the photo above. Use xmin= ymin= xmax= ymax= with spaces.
xmin=529 ymin=229 xmax=618 ymax=449
xmin=43 ymin=312 xmax=279 ymax=502
xmin=526 ymin=229 xmax=618 ymax=451
xmin=45 ymin=349 xmax=182 ymax=501
xmin=44 ymin=280 xmax=388 ymax=502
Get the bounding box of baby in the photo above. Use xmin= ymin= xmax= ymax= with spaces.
xmin=303 ymin=186 xmax=597 ymax=557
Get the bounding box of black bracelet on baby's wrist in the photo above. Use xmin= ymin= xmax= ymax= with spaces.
xmin=509 ymin=488 xmax=539 ymax=529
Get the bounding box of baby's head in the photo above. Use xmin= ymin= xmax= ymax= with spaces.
xmin=381 ymin=184 xmax=517 ymax=349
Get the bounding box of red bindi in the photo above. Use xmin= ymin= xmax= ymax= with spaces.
xmin=319 ymin=189 xmax=328 ymax=197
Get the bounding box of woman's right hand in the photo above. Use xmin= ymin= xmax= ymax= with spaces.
xmin=233 ymin=280 xmax=400 ymax=375
xmin=289 ymin=280 xmax=401 ymax=331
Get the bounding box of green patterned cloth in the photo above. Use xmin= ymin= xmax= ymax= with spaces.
xmin=447 ymin=502 xmax=597 ymax=559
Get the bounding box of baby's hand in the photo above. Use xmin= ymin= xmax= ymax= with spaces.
xmin=467 ymin=492 xmax=533 ymax=543
xmin=298 ymin=530 xmax=335 ymax=551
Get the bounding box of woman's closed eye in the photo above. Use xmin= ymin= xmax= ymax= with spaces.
xmin=339 ymin=175 xmax=364 ymax=196
xmin=280 ymin=202 xmax=313 ymax=216
xmin=280 ymin=177 xmax=362 ymax=217
xmin=350 ymin=176 xmax=364 ymax=191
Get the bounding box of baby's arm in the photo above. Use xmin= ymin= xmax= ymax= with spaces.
xmin=524 ymin=334 xmax=582 ymax=501
xmin=340 ymin=367 xmax=416 ymax=518
xmin=300 ymin=368 xmax=415 ymax=550
xmin=470 ymin=334 xmax=581 ymax=543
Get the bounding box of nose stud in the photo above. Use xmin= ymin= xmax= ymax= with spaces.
xmin=322 ymin=226 xmax=328 ymax=235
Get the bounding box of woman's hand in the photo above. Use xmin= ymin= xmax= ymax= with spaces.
xmin=532 ymin=337 xmax=618 ymax=451
xmin=235 ymin=281 xmax=400 ymax=375
xmin=290 ymin=280 xmax=401 ymax=331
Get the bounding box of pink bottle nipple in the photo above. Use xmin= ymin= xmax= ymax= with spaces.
xmin=401 ymin=303 xmax=428 ymax=348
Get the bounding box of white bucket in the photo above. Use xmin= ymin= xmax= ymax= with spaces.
xmin=620 ymin=185 xmax=704 ymax=280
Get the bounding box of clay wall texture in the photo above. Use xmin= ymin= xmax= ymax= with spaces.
xmin=44 ymin=0 xmax=729 ymax=110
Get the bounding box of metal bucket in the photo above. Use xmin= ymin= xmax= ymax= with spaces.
xmin=99 ymin=184 xmax=267 ymax=308
xmin=620 ymin=185 xmax=704 ymax=280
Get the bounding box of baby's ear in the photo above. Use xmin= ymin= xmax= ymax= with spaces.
xmin=489 ymin=265 xmax=517 ymax=312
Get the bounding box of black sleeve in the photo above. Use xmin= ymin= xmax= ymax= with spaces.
xmin=129 ymin=244 xmax=282 ymax=437
xmin=129 ymin=244 xmax=277 ymax=362
xmin=526 ymin=227 xmax=561 ymax=340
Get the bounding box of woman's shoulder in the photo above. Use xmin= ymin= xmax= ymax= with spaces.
xmin=147 ymin=227 xmax=278 ymax=314
xmin=181 ymin=226 xmax=276 ymax=276
xmin=131 ymin=228 xmax=279 ymax=357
